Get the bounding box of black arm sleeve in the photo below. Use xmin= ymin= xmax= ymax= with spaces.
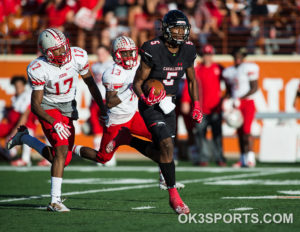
xmin=140 ymin=42 xmax=154 ymax=68
xmin=186 ymin=44 xmax=197 ymax=68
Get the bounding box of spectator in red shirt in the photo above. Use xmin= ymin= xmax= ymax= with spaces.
xmin=45 ymin=0 xmax=74 ymax=32
xmin=181 ymin=44 xmax=226 ymax=166
xmin=75 ymin=0 xmax=105 ymax=53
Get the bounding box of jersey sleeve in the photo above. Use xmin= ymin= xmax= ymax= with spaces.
xmin=246 ymin=63 xmax=259 ymax=81
xmin=27 ymin=60 xmax=46 ymax=91
xmin=102 ymin=66 xmax=124 ymax=92
xmin=185 ymin=42 xmax=197 ymax=67
xmin=72 ymin=47 xmax=90 ymax=76
xmin=140 ymin=41 xmax=154 ymax=68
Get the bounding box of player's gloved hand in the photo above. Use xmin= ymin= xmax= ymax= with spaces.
xmin=233 ymin=98 xmax=241 ymax=108
xmin=192 ymin=101 xmax=203 ymax=123
xmin=140 ymin=87 xmax=166 ymax=106
xmin=53 ymin=120 xmax=71 ymax=140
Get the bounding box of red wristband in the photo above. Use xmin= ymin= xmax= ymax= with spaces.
xmin=193 ymin=101 xmax=200 ymax=109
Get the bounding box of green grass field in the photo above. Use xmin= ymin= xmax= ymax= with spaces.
xmin=0 ymin=159 xmax=300 ymax=232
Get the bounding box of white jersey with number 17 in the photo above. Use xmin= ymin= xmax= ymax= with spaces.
xmin=27 ymin=47 xmax=89 ymax=103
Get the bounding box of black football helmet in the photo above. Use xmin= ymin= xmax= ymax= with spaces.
xmin=162 ymin=10 xmax=191 ymax=47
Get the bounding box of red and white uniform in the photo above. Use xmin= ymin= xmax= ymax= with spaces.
xmin=0 ymin=89 xmax=31 ymax=137
xmin=27 ymin=47 xmax=89 ymax=103
xmin=27 ymin=47 xmax=89 ymax=166
xmin=103 ymin=62 xmax=139 ymax=127
xmin=223 ymin=62 xmax=259 ymax=134
xmin=222 ymin=62 xmax=259 ymax=99
xmin=96 ymin=62 xmax=151 ymax=163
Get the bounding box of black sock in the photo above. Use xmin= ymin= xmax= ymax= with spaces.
xmin=159 ymin=161 xmax=175 ymax=188
xmin=130 ymin=137 xmax=151 ymax=156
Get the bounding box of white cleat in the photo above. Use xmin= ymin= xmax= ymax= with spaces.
xmin=6 ymin=126 xmax=29 ymax=150
xmin=47 ymin=201 xmax=70 ymax=212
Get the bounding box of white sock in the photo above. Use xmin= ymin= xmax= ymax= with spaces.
xmin=21 ymin=144 xmax=31 ymax=164
xmin=93 ymin=136 xmax=102 ymax=149
xmin=51 ymin=176 xmax=62 ymax=203
xmin=21 ymin=134 xmax=46 ymax=155
xmin=72 ymin=145 xmax=82 ymax=157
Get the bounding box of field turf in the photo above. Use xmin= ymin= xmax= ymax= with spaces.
xmin=0 ymin=159 xmax=300 ymax=232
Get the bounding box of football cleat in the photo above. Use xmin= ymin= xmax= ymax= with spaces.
xmin=232 ymin=161 xmax=243 ymax=168
xmin=37 ymin=159 xmax=51 ymax=167
xmin=232 ymin=161 xmax=249 ymax=168
xmin=6 ymin=126 xmax=29 ymax=150
xmin=246 ymin=152 xmax=256 ymax=168
xmin=11 ymin=158 xmax=31 ymax=167
xmin=217 ymin=161 xmax=227 ymax=167
xmin=47 ymin=201 xmax=70 ymax=212
xmin=169 ymin=198 xmax=190 ymax=215
xmin=106 ymin=127 xmax=132 ymax=153
xmin=197 ymin=161 xmax=209 ymax=167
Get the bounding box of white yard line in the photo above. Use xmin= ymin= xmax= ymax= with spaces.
xmin=0 ymin=169 xmax=284 ymax=203
xmin=132 ymin=206 xmax=155 ymax=210
xmin=2 ymin=166 xmax=300 ymax=173
xmin=223 ymin=196 xmax=300 ymax=199
xmin=278 ymin=190 xmax=300 ymax=195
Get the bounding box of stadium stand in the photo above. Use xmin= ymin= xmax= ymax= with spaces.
xmin=0 ymin=0 xmax=299 ymax=55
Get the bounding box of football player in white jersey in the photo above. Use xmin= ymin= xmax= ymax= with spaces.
xmin=7 ymin=28 xmax=107 ymax=212
xmin=223 ymin=47 xmax=259 ymax=168
xmin=72 ymin=36 xmax=153 ymax=164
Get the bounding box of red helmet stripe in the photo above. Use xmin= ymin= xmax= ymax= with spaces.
xmin=46 ymin=28 xmax=62 ymax=44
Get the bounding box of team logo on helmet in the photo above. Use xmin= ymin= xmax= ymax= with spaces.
xmin=38 ymin=28 xmax=71 ymax=65
xmin=112 ymin=36 xmax=138 ymax=70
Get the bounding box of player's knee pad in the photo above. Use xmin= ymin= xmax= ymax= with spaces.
xmin=149 ymin=121 xmax=173 ymax=145
xmin=96 ymin=151 xmax=113 ymax=164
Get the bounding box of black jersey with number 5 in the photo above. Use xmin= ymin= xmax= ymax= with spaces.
xmin=140 ymin=36 xmax=197 ymax=95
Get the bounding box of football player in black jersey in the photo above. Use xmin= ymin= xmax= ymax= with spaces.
xmin=130 ymin=10 xmax=203 ymax=215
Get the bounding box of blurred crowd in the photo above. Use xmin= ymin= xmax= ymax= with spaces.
xmin=1 ymin=0 xmax=300 ymax=55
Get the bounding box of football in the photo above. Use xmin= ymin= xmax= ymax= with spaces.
xmin=143 ymin=79 xmax=164 ymax=96
xmin=223 ymin=108 xmax=244 ymax=128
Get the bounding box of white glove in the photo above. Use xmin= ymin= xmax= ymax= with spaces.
xmin=53 ymin=121 xmax=71 ymax=140
xmin=222 ymin=98 xmax=240 ymax=111
xmin=159 ymin=96 xmax=175 ymax=114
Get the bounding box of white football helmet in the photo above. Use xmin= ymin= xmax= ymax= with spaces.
xmin=223 ymin=108 xmax=244 ymax=129
xmin=112 ymin=36 xmax=138 ymax=69
xmin=38 ymin=28 xmax=71 ymax=65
